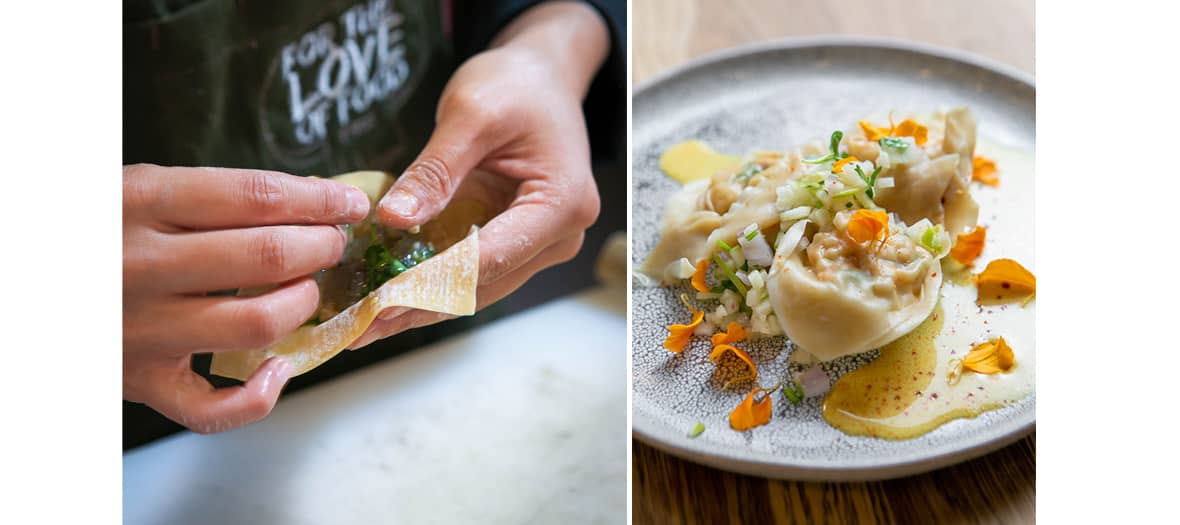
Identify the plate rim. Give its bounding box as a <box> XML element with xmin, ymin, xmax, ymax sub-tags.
<box><xmin>631</xmin><ymin>36</ymin><xmax>1035</xmax><ymax>482</ymax></box>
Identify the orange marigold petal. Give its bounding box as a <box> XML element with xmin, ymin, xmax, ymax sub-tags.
<box><xmin>859</xmin><ymin>120</ymin><xmax>887</xmax><ymax>141</ymax></box>
<box><xmin>976</xmin><ymin>258</ymin><xmax>1036</xmax><ymax>302</ymax></box>
<box><xmin>893</xmin><ymin>119</ymin><xmax>929</xmax><ymax>146</ymax></box>
<box><xmin>711</xmin><ymin>322</ymin><xmax>749</xmax><ymax>347</ymax></box>
<box><xmin>709</xmin><ymin>343</ymin><xmax>758</xmax><ymax>384</ymax></box>
<box><xmin>949</xmin><ymin>226</ymin><xmax>987</xmax><ymax>266</ymax></box>
<box><xmin>962</xmin><ymin>337</ymin><xmax>1016</xmax><ymax>374</ymax></box>
<box><xmin>729</xmin><ymin>388</ymin><xmax>773</xmax><ymax>431</ymax></box>
<box><xmin>846</xmin><ymin>209</ymin><xmax>889</xmax><ymax>245</ymax></box>
<box><xmin>690</xmin><ymin>259</ymin><xmax>710</xmax><ymax>292</ymax></box>
<box><xmin>663</xmin><ymin>309</ymin><xmax>703</xmax><ymax>354</ymax></box>
<box><xmin>973</xmin><ymin>155</ymin><xmax>1000</xmax><ymax>186</ymax></box>
<box><xmin>832</xmin><ymin>155</ymin><xmax>859</xmax><ymax>173</ymax></box>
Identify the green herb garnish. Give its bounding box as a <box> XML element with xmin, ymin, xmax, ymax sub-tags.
<box><xmin>783</xmin><ymin>379</ymin><xmax>804</xmax><ymax>405</ymax></box>
<box><xmin>712</xmin><ymin>252</ymin><xmax>748</xmax><ymax>296</ymax></box>
<box><xmin>688</xmin><ymin>422</ymin><xmax>705</xmax><ymax>438</ymax></box>
<box><xmin>733</xmin><ymin>163</ymin><xmax>763</xmax><ymax>185</ymax></box>
<box><xmin>832</xmin><ymin>188</ymin><xmax>860</xmax><ymax>199</ymax></box>
<box><xmin>801</xmin><ymin>131</ymin><xmax>845</xmax><ymax>164</ymax></box>
<box><xmin>879</xmin><ymin>136</ymin><xmax>909</xmax><ymax>152</ymax></box>
<box><xmin>853</xmin><ymin>164</ymin><xmax>884</xmax><ymax>199</ymax></box>
<box><xmin>744</xmin><ymin>228</ymin><xmax>759</xmax><ymax>241</ymax></box>
<box><xmin>921</xmin><ymin>226</ymin><xmax>944</xmax><ymax>253</ymax></box>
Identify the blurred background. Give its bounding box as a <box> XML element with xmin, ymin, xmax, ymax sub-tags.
<box><xmin>632</xmin><ymin>0</ymin><xmax>1034</xmax><ymax>523</ymax></box>
<box><xmin>634</xmin><ymin>0</ymin><xmax>1033</xmax><ymax>84</ymax></box>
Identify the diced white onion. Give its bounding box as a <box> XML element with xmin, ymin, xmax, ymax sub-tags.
<box><xmin>748</xmin><ymin>270</ymin><xmax>766</xmax><ymax>290</ymax></box>
<box><xmin>876</xmin><ymin>177</ymin><xmax>895</xmax><ymax>189</ymax></box>
<box><xmin>738</xmin><ymin>224</ymin><xmax>774</xmax><ymax>268</ymax></box>
<box><xmin>780</xmin><ymin>206</ymin><xmax>811</xmax><ymax>222</ymax></box>
<box><xmin>664</xmin><ymin>257</ymin><xmax>695</xmax><ymax>282</ymax></box>
<box><xmin>735</xmin><ymin>270</ymin><xmax>750</xmax><ymax>287</ymax></box>
<box><xmin>775</xmin><ymin>219</ymin><xmax>811</xmax><ymax>261</ymax></box>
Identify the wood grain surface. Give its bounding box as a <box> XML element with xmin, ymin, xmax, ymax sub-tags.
<box><xmin>631</xmin><ymin>1</ymin><xmax>1035</xmax><ymax>523</ymax></box>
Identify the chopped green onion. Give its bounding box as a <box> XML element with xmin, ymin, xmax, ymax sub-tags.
<box><xmin>832</xmin><ymin>188</ymin><xmax>859</xmax><ymax>199</ymax></box>
<box><xmin>745</xmin><ymin>229</ymin><xmax>759</xmax><ymax>241</ymax></box>
<box><xmin>733</xmin><ymin>163</ymin><xmax>763</xmax><ymax>185</ymax></box>
<box><xmin>854</xmin><ymin>165</ymin><xmax>884</xmax><ymax>199</ymax></box>
<box><xmin>921</xmin><ymin>226</ymin><xmax>944</xmax><ymax>252</ymax></box>
<box><xmin>879</xmin><ymin>136</ymin><xmax>909</xmax><ymax>152</ymax></box>
<box><xmin>688</xmin><ymin>422</ymin><xmax>705</xmax><ymax>438</ymax></box>
<box><xmin>712</xmin><ymin>252</ymin><xmax>748</xmax><ymax>296</ymax></box>
<box><xmin>716</xmin><ymin>240</ymin><xmax>732</xmax><ymax>252</ymax></box>
<box><xmin>801</xmin><ymin>131</ymin><xmax>845</xmax><ymax>164</ymax></box>
<box><xmin>783</xmin><ymin>380</ymin><xmax>804</xmax><ymax>405</ymax></box>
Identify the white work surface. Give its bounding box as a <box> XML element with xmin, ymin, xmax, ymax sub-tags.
<box><xmin>124</xmin><ymin>287</ymin><xmax>626</xmax><ymax>525</ymax></box>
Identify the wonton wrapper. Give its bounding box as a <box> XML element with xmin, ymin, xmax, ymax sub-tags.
<box><xmin>765</xmin><ymin>243</ymin><xmax>941</xmax><ymax>362</ymax></box>
<box><xmin>641</xmin><ymin>179</ymin><xmax>720</xmax><ymax>278</ymax></box>
<box><xmin>210</xmin><ymin>170</ymin><xmax>481</xmax><ymax>381</ymax></box>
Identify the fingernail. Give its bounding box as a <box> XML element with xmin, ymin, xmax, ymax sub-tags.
<box><xmin>380</xmin><ymin>190</ymin><xmax>420</xmax><ymax>219</ymax></box>
<box><xmin>273</xmin><ymin>358</ymin><xmax>293</xmax><ymax>379</ymax></box>
<box><xmin>335</xmin><ymin>225</ymin><xmax>351</xmax><ymax>251</ymax></box>
<box><xmin>348</xmin><ymin>189</ymin><xmax>371</xmax><ymax>218</ymax></box>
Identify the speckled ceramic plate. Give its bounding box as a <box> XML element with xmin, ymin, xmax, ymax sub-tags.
<box><xmin>631</xmin><ymin>37</ymin><xmax>1035</xmax><ymax>481</ymax></box>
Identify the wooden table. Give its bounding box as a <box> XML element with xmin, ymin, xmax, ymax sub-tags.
<box><xmin>631</xmin><ymin>1</ymin><xmax>1035</xmax><ymax>523</ymax></box>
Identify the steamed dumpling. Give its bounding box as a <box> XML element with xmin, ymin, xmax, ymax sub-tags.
<box><xmin>872</xmin><ymin>107</ymin><xmax>980</xmax><ymax>235</ymax></box>
<box><xmin>766</xmin><ymin>210</ymin><xmax>942</xmax><ymax>361</ymax></box>
<box><xmin>641</xmin><ymin>179</ymin><xmax>721</xmax><ymax>278</ymax></box>
<box><xmin>939</xmin><ymin>107</ymin><xmax>981</xmax><ymax>235</ymax></box>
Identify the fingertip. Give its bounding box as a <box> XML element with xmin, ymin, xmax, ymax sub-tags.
<box><xmin>378</xmin><ymin>189</ymin><xmax>421</xmax><ymax>226</ymax></box>
<box><xmin>345</xmin><ymin>188</ymin><xmax>372</xmax><ymax>221</ymax></box>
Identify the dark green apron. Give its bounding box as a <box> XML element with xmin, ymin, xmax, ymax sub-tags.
<box><xmin>123</xmin><ymin>0</ymin><xmax>454</xmax><ymax>175</ymax></box>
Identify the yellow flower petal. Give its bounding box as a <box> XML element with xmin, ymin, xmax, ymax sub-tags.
<box><xmin>709</xmin><ymin>343</ymin><xmax>758</xmax><ymax>384</ymax></box>
<box><xmin>663</xmin><ymin>309</ymin><xmax>703</xmax><ymax>354</ymax></box>
<box><xmin>950</xmin><ymin>226</ymin><xmax>987</xmax><ymax>266</ymax></box>
<box><xmin>711</xmin><ymin>322</ymin><xmax>748</xmax><ymax>347</ymax></box>
<box><xmin>892</xmin><ymin>119</ymin><xmax>929</xmax><ymax>146</ymax></box>
<box><xmin>690</xmin><ymin>259</ymin><xmax>710</xmax><ymax>292</ymax></box>
<box><xmin>729</xmin><ymin>387</ymin><xmax>773</xmax><ymax>431</ymax></box>
<box><xmin>948</xmin><ymin>337</ymin><xmax>1016</xmax><ymax>384</ymax></box>
<box><xmin>832</xmin><ymin>155</ymin><xmax>859</xmax><ymax>173</ymax></box>
<box><xmin>859</xmin><ymin>120</ymin><xmax>889</xmax><ymax>141</ymax></box>
<box><xmin>973</xmin><ymin>155</ymin><xmax>1000</xmax><ymax>186</ymax></box>
<box><xmin>976</xmin><ymin>258</ymin><xmax>1036</xmax><ymax>303</ymax></box>
<box><xmin>846</xmin><ymin>209</ymin><xmax>889</xmax><ymax>245</ymax></box>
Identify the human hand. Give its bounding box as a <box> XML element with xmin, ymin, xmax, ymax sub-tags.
<box><xmin>123</xmin><ymin>164</ymin><xmax>370</xmax><ymax>433</ymax></box>
<box><xmin>350</xmin><ymin>2</ymin><xmax>610</xmax><ymax>347</ymax></box>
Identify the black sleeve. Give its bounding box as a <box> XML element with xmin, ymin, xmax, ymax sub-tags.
<box><xmin>452</xmin><ymin>0</ymin><xmax>626</xmax><ymax>166</ymax></box>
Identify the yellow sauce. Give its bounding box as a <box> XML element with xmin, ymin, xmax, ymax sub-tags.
<box><xmin>821</xmin><ymin>141</ymin><xmax>1036</xmax><ymax>439</ymax></box>
<box><xmin>658</xmin><ymin>140</ymin><xmax>741</xmax><ymax>184</ymax></box>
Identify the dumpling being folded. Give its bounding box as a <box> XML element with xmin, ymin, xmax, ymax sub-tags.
<box><xmin>765</xmin><ymin>210</ymin><xmax>943</xmax><ymax>361</ymax></box>
<box><xmin>210</xmin><ymin>171</ymin><xmax>483</xmax><ymax>381</ymax></box>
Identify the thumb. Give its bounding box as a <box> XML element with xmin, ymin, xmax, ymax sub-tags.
<box><xmin>378</xmin><ymin>122</ymin><xmax>491</xmax><ymax>228</ymax></box>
